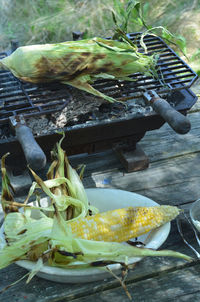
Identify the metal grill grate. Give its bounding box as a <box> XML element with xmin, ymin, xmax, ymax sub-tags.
<box><xmin>0</xmin><ymin>52</ymin><xmax>72</xmax><ymax>124</ymax></box>
<box><xmin>93</xmin><ymin>33</ymin><xmax>198</xmax><ymax>100</ymax></box>
<box><xmin>0</xmin><ymin>33</ymin><xmax>198</xmax><ymax>124</ymax></box>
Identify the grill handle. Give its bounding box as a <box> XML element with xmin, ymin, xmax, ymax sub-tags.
<box><xmin>10</xmin><ymin>116</ymin><xmax>46</xmax><ymax>170</ymax></box>
<box><xmin>144</xmin><ymin>90</ymin><xmax>191</xmax><ymax>134</ymax></box>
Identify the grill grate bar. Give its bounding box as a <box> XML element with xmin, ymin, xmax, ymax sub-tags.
<box><xmin>0</xmin><ymin>89</ymin><xmax>68</xmax><ymax>103</ymax></box>
<box><xmin>0</xmin><ymin>90</ymin><xmax>38</xmax><ymax>101</ymax></box>
<box><xmin>158</xmin><ymin>62</ymin><xmax>186</xmax><ymax>68</ymax></box>
<box><xmin>3</xmin><ymin>97</ymin><xmax>68</xmax><ymax>111</ymax></box>
<box><xmin>94</xmin><ymin>71</ymin><xmax>194</xmax><ymax>91</ymax></box>
<box><xmin>139</xmin><ymin>45</ymin><xmax>169</xmax><ymax>53</ymax></box>
<box><xmin>0</xmin><ymin>32</ymin><xmax>198</xmax><ymax>124</ymax></box>
<box><xmin>0</xmin><ymin>100</ymin><xmax>68</xmax><ymax>121</ymax></box>
<box><xmin>0</xmin><ymin>87</ymin><xmax>37</xmax><ymax>97</ymax></box>
<box><xmin>0</xmin><ymin>54</ymin><xmax>72</xmax><ymax>123</ymax></box>
<box><xmin>0</xmin><ymin>81</ymin><xmax>24</xmax><ymax>87</ymax></box>
<box><xmin>0</xmin><ymin>75</ymin><xmax>18</xmax><ymax>83</ymax></box>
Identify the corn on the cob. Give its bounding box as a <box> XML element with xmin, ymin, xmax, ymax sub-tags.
<box><xmin>0</xmin><ymin>38</ymin><xmax>157</xmax><ymax>103</ymax></box>
<box><xmin>68</xmin><ymin>205</ymin><xmax>180</xmax><ymax>242</ymax></box>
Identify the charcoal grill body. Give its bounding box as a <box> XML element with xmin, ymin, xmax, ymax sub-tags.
<box><xmin>0</xmin><ymin>86</ymin><xmax>197</xmax><ymax>171</ymax></box>
<box><xmin>0</xmin><ymin>33</ymin><xmax>198</xmax><ymax>171</ymax></box>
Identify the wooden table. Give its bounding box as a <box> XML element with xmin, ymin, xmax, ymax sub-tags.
<box><xmin>0</xmin><ymin>81</ymin><xmax>200</xmax><ymax>301</ymax></box>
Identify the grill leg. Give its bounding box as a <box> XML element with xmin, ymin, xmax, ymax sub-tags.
<box><xmin>113</xmin><ymin>143</ymin><xmax>149</xmax><ymax>173</ymax></box>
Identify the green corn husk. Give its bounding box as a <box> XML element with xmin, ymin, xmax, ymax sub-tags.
<box><xmin>0</xmin><ymin>37</ymin><xmax>157</xmax><ymax>103</ymax></box>
<box><xmin>0</xmin><ymin>135</ymin><xmax>192</xmax><ymax>284</ymax></box>
<box><xmin>0</xmin><ymin>203</ymin><xmax>192</xmax><ymax>271</ymax></box>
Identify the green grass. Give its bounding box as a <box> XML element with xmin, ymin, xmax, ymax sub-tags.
<box><xmin>0</xmin><ymin>0</ymin><xmax>199</xmax><ymax>74</ymax></box>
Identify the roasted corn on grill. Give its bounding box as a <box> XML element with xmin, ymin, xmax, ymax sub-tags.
<box><xmin>0</xmin><ymin>37</ymin><xmax>157</xmax><ymax>103</ymax></box>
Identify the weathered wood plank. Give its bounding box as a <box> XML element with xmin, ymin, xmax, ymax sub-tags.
<box><xmin>140</xmin><ymin>111</ymin><xmax>200</xmax><ymax>163</ymax></box>
<box><xmin>0</xmin><ymin>219</ymin><xmax>198</xmax><ymax>302</ymax></box>
<box><xmin>82</xmin><ymin>151</ymin><xmax>200</xmax><ymax>205</ymax></box>
<box><xmin>72</xmin><ymin>263</ymin><xmax>200</xmax><ymax>302</ymax></box>
<box><xmin>190</xmin><ymin>79</ymin><xmax>200</xmax><ymax>112</ymax></box>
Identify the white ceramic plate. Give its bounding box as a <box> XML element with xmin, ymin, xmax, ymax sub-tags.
<box><xmin>0</xmin><ymin>188</ymin><xmax>171</xmax><ymax>283</ymax></box>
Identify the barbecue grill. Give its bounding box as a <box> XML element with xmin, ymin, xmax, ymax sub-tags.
<box><xmin>0</xmin><ymin>32</ymin><xmax>198</xmax><ymax>174</ymax></box>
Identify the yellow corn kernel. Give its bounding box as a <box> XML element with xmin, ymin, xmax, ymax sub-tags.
<box><xmin>68</xmin><ymin>206</ymin><xmax>180</xmax><ymax>242</ymax></box>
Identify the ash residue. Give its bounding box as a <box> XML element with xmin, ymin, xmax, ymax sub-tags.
<box><xmin>0</xmin><ymin>88</ymin><xmax>152</xmax><ymax>138</ymax></box>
